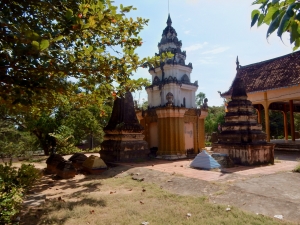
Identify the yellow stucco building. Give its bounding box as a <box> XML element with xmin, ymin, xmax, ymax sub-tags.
<box><xmin>221</xmin><ymin>52</ymin><xmax>300</xmax><ymax>142</ymax></box>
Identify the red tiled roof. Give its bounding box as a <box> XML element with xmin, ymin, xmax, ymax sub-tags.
<box><xmin>221</xmin><ymin>51</ymin><xmax>300</xmax><ymax>97</ymax></box>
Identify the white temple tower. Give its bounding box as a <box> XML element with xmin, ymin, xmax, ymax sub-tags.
<box><xmin>137</xmin><ymin>15</ymin><xmax>208</xmax><ymax>159</ymax></box>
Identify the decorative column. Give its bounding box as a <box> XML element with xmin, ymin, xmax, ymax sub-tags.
<box><xmin>289</xmin><ymin>100</ymin><xmax>295</xmax><ymax>141</ymax></box>
<box><xmin>156</xmin><ymin>107</ymin><xmax>187</xmax><ymax>159</ymax></box>
<box><xmin>198</xmin><ymin>110</ymin><xmax>208</xmax><ymax>150</ymax></box>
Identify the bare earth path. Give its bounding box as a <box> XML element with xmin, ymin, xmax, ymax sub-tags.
<box><xmin>22</xmin><ymin>151</ymin><xmax>300</xmax><ymax>224</ymax></box>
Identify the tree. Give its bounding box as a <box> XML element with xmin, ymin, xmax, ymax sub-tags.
<box><xmin>195</xmin><ymin>92</ymin><xmax>206</xmax><ymax>107</ymax></box>
<box><xmin>0</xmin><ymin>90</ymin><xmax>113</xmax><ymax>155</ymax></box>
<box><xmin>0</xmin><ymin>0</ymin><xmax>154</xmax><ymax>108</ymax></box>
<box><xmin>251</xmin><ymin>0</ymin><xmax>300</xmax><ymax>50</ymax></box>
<box><xmin>204</xmin><ymin>106</ymin><xmax>225</xmax><ymax>136</ymax></box>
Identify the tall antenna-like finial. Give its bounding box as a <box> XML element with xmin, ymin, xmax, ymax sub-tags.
<box><xmin>236</xmin><ymin>56</ymin><xmax>240</xmax><ymax>70</ymax></box>
<box><xmin>168</xmin><ymin>0</ymin><xmax>169</xmax><ymax>14</ymax></box>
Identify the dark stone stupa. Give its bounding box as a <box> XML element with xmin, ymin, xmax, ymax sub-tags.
<box><xmin>100</xmin><ymin>92</ymin><xmax>149</xmax><ymax>162</ymax></box>
<box><xmin>212</xmin><ymin>78</ymin><xmax>274</xmax><ymax>165</ymax></box>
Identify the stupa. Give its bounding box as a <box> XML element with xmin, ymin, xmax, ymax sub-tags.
<box><xmin>100</xmin><ymin>92</ymin><xmax>149</xmax><ymax>162</ymax></box>
<box><xmin>212</xmin><ymin>78</ymin><xmax>274</xmax><ymax>165</ymax></box>
<box><xmin>136</xmin><ymin>14</ymin><xmax>208</xmax><ymax>159</ymax></box>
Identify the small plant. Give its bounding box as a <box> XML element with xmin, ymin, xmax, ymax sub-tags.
<box><xmin>205</xmin><ymin>141</ymin><xmax>212</xmax><ymax>147</ymax></box>
<box><xmin>292</xmin><ymin>164</ymin><xmax>300</xmax><ymax>173</ymax></box>
<box><xmin>0</xmin><ymin>163</ymin><xmax>41</xmax><ymax>224</ymax></box>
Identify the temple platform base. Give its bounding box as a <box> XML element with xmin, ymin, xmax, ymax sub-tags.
<box><xmin>100</xmin><ymin>140</ymin><xmax>149</xmax><ymax>162</ymax></box>
<box><xmin>212</xmin><ymin>143</ymin><xmax>274</xmax><ymax>166</ymax></box>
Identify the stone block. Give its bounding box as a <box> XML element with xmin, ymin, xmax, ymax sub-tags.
<box><xmin>56</xmin><ymin>161</ymin><xmax>76</xmax><ymax>179</ymax></box>
<box><xmin>46</xmin><ymin>154</ymin><xmax>65</xmax><ymax>174</ymax></box>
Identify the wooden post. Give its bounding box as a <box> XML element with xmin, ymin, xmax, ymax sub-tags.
<box><xmin>289</xmin><ymin>100</ymin><xmax>295</xmax><ymax>141</ymax></box>
<box><xmin>257</xmin><ymin>105</ymin><xmax>261</xmax><ymax>124</ymax></box>
<box><xmin>283</xmin><ymin>105</ymin><xmax>288</xmax><ymax>140</ymax></box>
<box><xmin>264</xmin><ymin>93</ymin><xmax>270</xmax><ymax>142</ymax></box>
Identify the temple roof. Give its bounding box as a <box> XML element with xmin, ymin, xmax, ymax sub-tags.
<box><xmin>162</xmin><ymin>14</ymin><xmax>177</xmax><ymax>37</ymax></box>
<box><xmin>221</xmin><ymin>51</ymin><xmax>300</xmax><ymax>97</ymax></box>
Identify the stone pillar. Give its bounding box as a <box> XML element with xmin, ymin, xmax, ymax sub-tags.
<box><xmin>289</xmin><ymin>100</ymin><xmax>295</xmax><ymax>141</ymax></box>
<box><xmin>199</xmin><ymin>110</ymin><xmax>208</xmax><ymax>150</ymax></box>
<box><xmin>283</xmin><ymin>105</ymin><xmax>288</xmax><ymax>140</ymax></box>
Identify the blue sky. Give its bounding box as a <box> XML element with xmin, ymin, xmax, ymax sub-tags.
<box><xmin>114</xmin><ymin>0</ymin><xmax>294</xmax><ymax>106</ymax></box>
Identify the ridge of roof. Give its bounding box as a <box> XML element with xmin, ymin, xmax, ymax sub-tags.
<box><xmin>239</xmin><ymin>50</ymin><xmax>300</xmax><ymax>69</ymax></box>
<box><xmin>221</xmin><ymin>51</ymin><xmax>300</xmax><ymax>97</ymax></box>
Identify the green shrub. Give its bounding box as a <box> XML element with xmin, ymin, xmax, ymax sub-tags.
<box><xmin>205</xmin><ymin>141</ymin><xmax>212</xmax><ymax>147</ymax></box>
<box><xmin>293</xmin><ymin>164</ymin><xmax>300</xmax><ymax>173</ymax></box>
<box><xmin>0</xmin><ymin>179</ymin><xmax>23</xmax><ymax>224</ymax></box>
<box><xmin>49</xmin><ymin>125</ymin><xmax>83</xmax><ymax>155</ymax></box>
<box><xmin>0</xmin><ymin>163</ymin><xmax>41</xmax><ymax>224</ymax></box>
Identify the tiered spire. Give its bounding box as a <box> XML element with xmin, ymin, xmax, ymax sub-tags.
<box><xmin>167</xmin><ymin>14</ymin><xmax>172</xmax><ymax>26</ymax></box>
<box><xmin>157</xmin><ymin>14</ymin><xmax>190</xmax><ymax>67</ymax></box>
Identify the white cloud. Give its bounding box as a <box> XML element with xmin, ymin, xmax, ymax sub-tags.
<box><xmin>184</xmin><ymin>30</ymin><xmax>191</xmax><ymax>34</ymax></box>
<box><xmin>198</xmin><ymin>56</ymin><xmax>215</xmax><ymax>65</ymax></box>
<box><xmin>183</xmin><ymin>42</ymin><xmax>208</xmax><ymax>52</ymax></box>
<box><xmin>201</xmin><ymin>47</ymin><xmax>230</xmax><ymax>55</ymax></box>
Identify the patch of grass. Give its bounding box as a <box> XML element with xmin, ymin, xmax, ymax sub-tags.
<box><xmin>292</xmin><ymin>164</ymin><xmax>300</xmax><ymax>173</ymax></box>
<box><xmin>292</xmin><ymin>159</ymin><xmax>300</xmax><ymax>173</ymax></box>
<box><xmin>23</xmin><ymin>176</ymin><xmax>293</xmax><ymax>225</ymax></box>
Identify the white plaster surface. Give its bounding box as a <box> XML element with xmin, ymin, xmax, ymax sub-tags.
<box><xmin>184</xmin><ymin>122</ymin><xmax>194</xmax><ymax>150</ymax></box>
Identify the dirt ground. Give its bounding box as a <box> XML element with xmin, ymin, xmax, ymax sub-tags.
<box><xmin>20</xmin><ymin>151</ymin><xmax>300</xmax><ymax>224</ymax></box>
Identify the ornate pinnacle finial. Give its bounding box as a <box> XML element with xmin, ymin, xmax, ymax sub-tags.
<box><xmin>167</xmin><ymin>14</ymin><xmax>172</xmax><ymax>26</ymax></box>
<box><xmin>236</xmin><ymin>56</ymin><xmax>240</xmax><ymax>70</ymax></box>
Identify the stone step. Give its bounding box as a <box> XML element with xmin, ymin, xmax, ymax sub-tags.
<box><xmin>274</xmin><ymin>147</ymin><xmax>300</xmax><ymax>152</ymax></box>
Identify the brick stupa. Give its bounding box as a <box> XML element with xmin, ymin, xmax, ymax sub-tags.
<box><xmin>212</xmin><ymin>78</ymin><xmax>274</xmax><ymax>165</ymax></box>
<box><xmin>100</xmin><ymin>92</ymin><xmax>149</xmax><ymax>162</ymax></box>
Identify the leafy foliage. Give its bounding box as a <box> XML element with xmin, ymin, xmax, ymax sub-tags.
<box><xmin>49</xmin><ymin>125</ymin><xmax>80</xmax><ymax>155</ymax></box>
<box><xmin>0</xmin><ymin>0</ymin><xmax>155</xmax><ymax>108</ymax></box>
<box><xmin>251</xmin><ymin>0</ymin><xmax>300</xmax><ymax>50</ymax></box>
<box><xmin>195</xmin><ymin>92</ymin><xmax>206</xmax><ymax>108</ymax></box>
<box><xmin>0</xmin><ymin>163</ymin><xmax>41</xmax><ymax>224</ymax></box>
<box><xmin>0</xmin><ymin>119</ymin><xmax>39</xmax><ymax>159</ymax></box>
<box><xmin>205</xmin><ymin>106</ymin><xmax>225</xmax><ymax>135</ymax></box>
<box><xmin>0</xmin><ymin>90</ymin><xmax>113</xmax><ymax>155</ymax></box>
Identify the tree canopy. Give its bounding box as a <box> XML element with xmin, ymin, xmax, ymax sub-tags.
<box><xmin>251</xmin><ymin>0</ymin><xmax>300</xmax><ymax>50</ymax></box>
<box><xmin>0</xmin><ymin>0</ymin><xmax>154</xmax><ymax>109</ymax></box>
<box><xmin>195</xmin><ymin>92</ymin><xmax>206</xmax><ymax>108</ymax></box>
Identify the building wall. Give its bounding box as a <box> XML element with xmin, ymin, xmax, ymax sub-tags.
<box><xmin>184</xmin><ymin>122</ymin><xmax>194</xmax><ymax>150</ymax></box>
<box><xmin>157</xmin><ymin>117</ymin><xmax>185</xmax><ymax>156</ymax></box>
<box><xmin>149</xmin><ymin>122</ymin><xmax>158</xmax><ymax>148</ymax></box>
